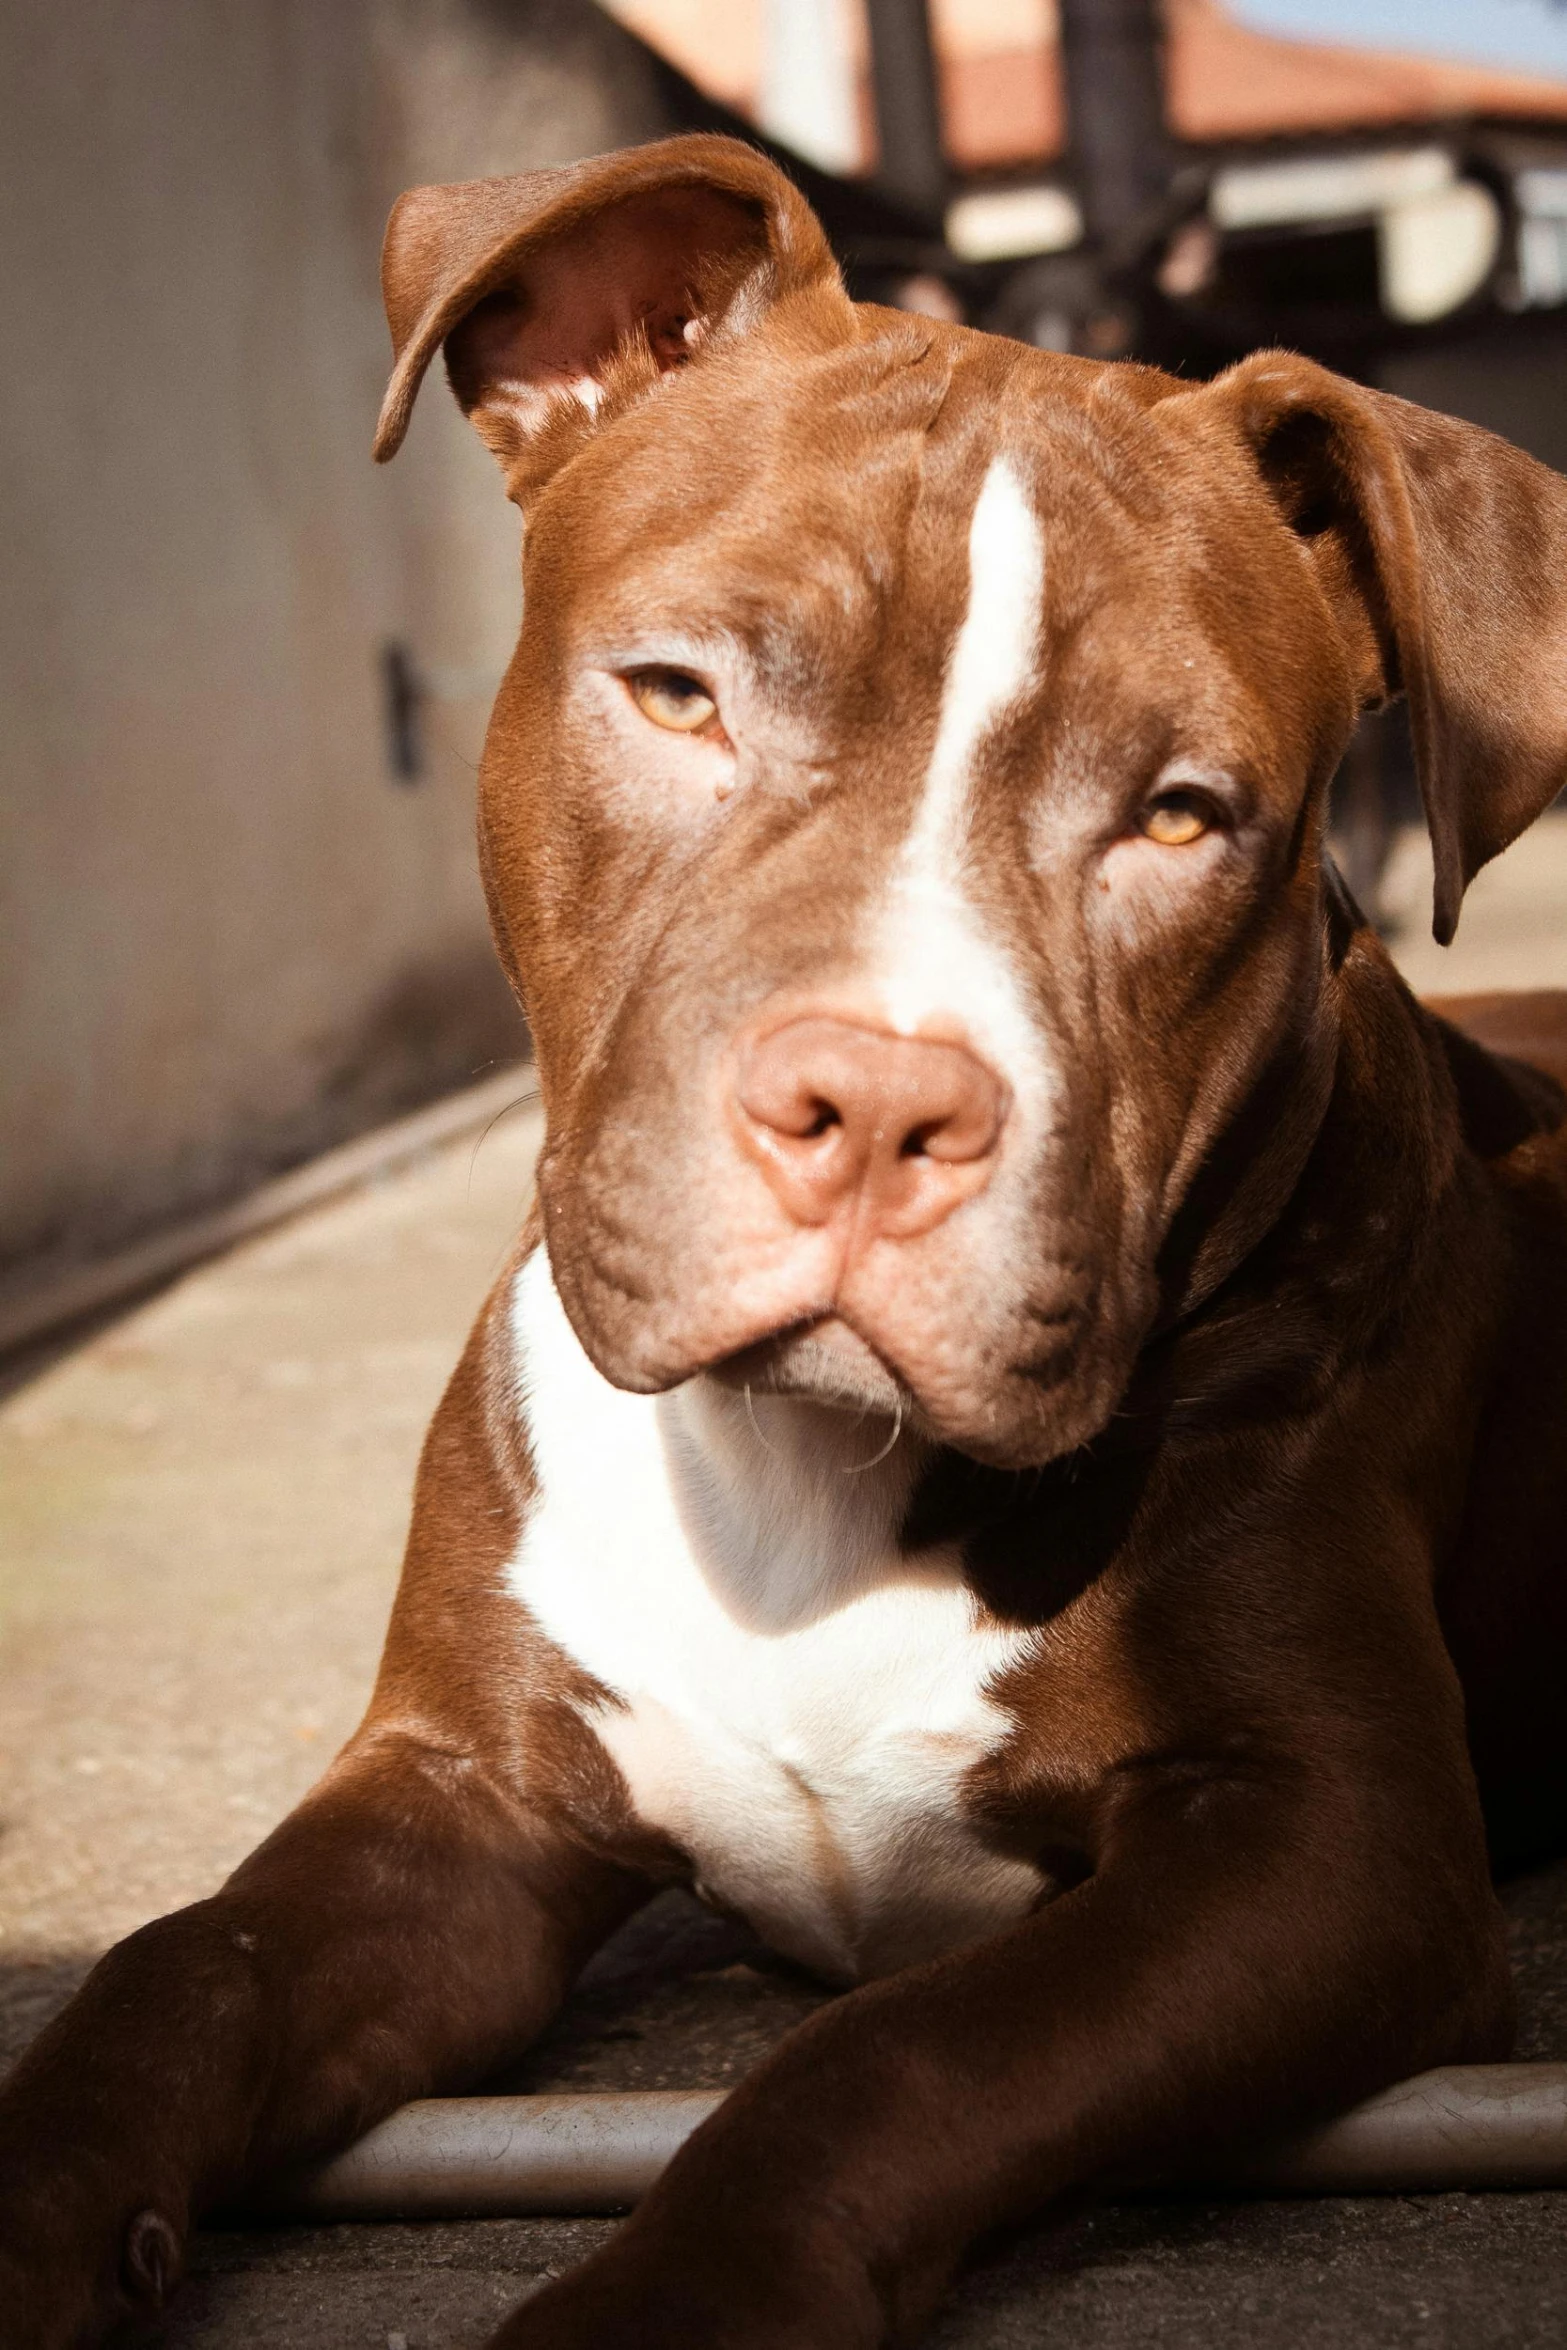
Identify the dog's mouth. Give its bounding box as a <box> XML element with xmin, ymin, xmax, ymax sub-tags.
<box><xmin>709</xmin><ymin>1316</ymin><xmax>911</xmax><ymax>1418</ymax></box>
<box><xmin>544</xmin><ymin>1148</ymin><xmax>1119</xmax><ymax>1464</ymax></box>
<box><xmin>703</xmin><ymin>1304</ymin><xmax>1109</xmax><ymax>1469</ymax></box>
<box><xmin>692</xmin><ymin>1277</ymin><xmax>1108</xmax><ymax>1465</ymax></box>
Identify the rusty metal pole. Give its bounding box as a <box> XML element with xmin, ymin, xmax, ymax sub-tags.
<box><xmin>864</xmin><ymin>0</ymin><xmax>947</xmax><ymax>224</ymax></box>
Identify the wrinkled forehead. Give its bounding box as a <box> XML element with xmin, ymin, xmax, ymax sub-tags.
<box><xmin>526</xmin><ymin>321</ymin><xmax>1310</xmax><ymax>777</ymax></box>
<box><xmin>539</xmin><ymin>334</ymin><xmax>1158</xmax><ymax>625</ymax></box>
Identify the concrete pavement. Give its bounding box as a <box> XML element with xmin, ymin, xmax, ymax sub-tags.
<box><xmin>3</xmin><ymin>822</ymin><xmax>1566</xmax><ymax>2346</ymax></box>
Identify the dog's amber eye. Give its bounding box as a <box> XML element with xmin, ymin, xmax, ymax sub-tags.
<box><xmin>1138</xmin><ymin>791</ymin><xmax>1212</xmax><ymax>847</ymax></box>
<box><xmin>628</xmin><ymin>669</ymin><xmax>718</xmax><ymax>734</ymax></box>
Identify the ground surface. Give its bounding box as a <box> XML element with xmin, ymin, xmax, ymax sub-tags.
<box><xmin>3</xmin><ymin>822</ymin><xmax>1567</xmax><ymax>2348</ymax></box>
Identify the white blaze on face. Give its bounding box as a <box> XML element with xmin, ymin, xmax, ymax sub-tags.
<box><xmin>909</xmin><ymin>456</ymin><xmax>1045</xmax><ymax>877</ymax></box>
<box><xmin>874</xmin><ymin>455</ymin><xmax>1050</xmax><ymax>1114</ymax></box>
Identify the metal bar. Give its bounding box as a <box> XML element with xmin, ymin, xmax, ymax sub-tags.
<box><xmin>276</xmin><ymin>2091</ymin><xmax>726</xmax><ymax>2220</ymax></box>
<box><xmin>266</xmin><ymin>2066</ymin><xmax>1567</xmax><ymax>2221</ymax></box>
<box><xmin>864</xmin><ymin>0</ymin><xmax>947</xmax><ymax>225</ymax></box>
<box><xmin>1206</xmin><ymin>2062</ymin><xmax>1567</xmax><ymax>2196</ymax></box>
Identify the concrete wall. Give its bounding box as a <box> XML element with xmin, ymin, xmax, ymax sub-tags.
<box><xmin>0</xmin><ymin>0</ymin><xmax>670</xmax><ymax>1304</ymax></box>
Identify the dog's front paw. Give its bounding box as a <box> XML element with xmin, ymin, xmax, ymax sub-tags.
<box><xmin>0</xmin><ymin>2212</ymin><xmax>182</xmax><ymax>2350</ymax></box>
<box><xmin>0</xmin><ymin>2212</ymin><xmax>178</xmax><ymax>2350</ymax></box>
<box><xmin>0</xmin><ymin>2116</ymin><xmax>186</xmax><ymax>2350</ymax></box>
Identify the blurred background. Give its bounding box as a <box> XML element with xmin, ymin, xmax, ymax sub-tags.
<box><xmin>5</xmin><ymin>0</ymin><xmax>1567</xmax><ymax>1358</ymax></box>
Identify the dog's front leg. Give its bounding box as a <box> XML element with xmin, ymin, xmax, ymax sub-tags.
<box><xmin>0</xmin><ymin>1731</ymin><xmax>636</xmax><ymax>2349</ymax></box>
<box><xmin>486</xmin><ymin>1729</ymin><xmax>1512</xmax><ymax>2350</ymax></box>
<box><xmin>0</xmin><ymin>1294</ymin><xmax>644</xmax><ymax>2349</ymax></box>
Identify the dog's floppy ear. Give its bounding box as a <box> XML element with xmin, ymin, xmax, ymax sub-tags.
<box><xmin>1207</xmin><ymin>351</ymin><xmax>1567</xmax><ymax>942</ymax></box>
<box><xmin>373</xmin><ymin>133</ymin><xmax>849</xmax><ymax>491</ymax></box>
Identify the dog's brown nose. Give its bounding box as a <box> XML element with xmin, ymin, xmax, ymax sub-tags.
<box><xmin>734</xmin><ymin>1018</ymin><xmax>1005</xmax><ymax>1239</ymax></box>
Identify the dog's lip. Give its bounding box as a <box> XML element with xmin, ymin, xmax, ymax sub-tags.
<box><xmin>707</xmin><ymin>1315</ymin><xmax>912</xmax><ymax>1415</ymax></box>
<box><xmin>699</xmin><ymin>1308</ymin><xmax>1113</xmax><ymax>1469</ymax></box>
<box><xmin>695</xmin><ymin>1289</ymin><xmax>1093</xmax><ymax>1417</ymax></box>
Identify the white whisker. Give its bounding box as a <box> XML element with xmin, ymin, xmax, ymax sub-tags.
<box><xmin>840</xmin><ymin>1396</ymin><xmax>903</xmax><ymax>1475</ymax></box>
<box><xmin>743</xmin><ymin>1381</ymin><xmax>787</xmax><ymax>1460</ymax></box>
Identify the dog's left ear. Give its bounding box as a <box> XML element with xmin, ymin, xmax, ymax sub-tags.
<box><xmin>373</xmin><ymin>133</ymin><xmax>849</xmax><ymax>493</ymax></box>
<box><xmin>1205</xmin><ymin>351</ymin><xmax>1567</xmax><ymax>942</ymax></box>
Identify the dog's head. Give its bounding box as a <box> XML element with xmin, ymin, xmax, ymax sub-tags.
<box><xmin>378</xmin><ymin>136</ymin><xmax>1567</xmax><ymax>1468</ymax></box>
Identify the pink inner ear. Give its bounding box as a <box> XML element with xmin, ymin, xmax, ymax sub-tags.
<box><xmin>447</xmin><ymin>186</ymin><xmax>765</xmax><ymax>415</ymax></box>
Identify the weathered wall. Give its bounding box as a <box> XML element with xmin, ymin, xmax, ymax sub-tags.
<box><xmin>0</xmin><ymin>0</ymin><xmax>668</xmax><ymax>1299</ymax></box>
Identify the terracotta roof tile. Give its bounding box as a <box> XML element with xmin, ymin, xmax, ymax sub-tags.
<box><xmin>604</xmin><ymin>0</ymin><xmax>1567</xmax><ymax>173</ymax></box>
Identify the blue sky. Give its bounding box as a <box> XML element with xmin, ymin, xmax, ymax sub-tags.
<box><xmin>1232</xmin><ymin>0</ymin><xmax>1567</xmax><ymax>79</ymax></box>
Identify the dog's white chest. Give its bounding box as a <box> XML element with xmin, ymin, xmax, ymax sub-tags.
<box><xmin>507</xmin><ymin>1257</ymin><xmax>1042</xmax><ymax>1982</ymax></box>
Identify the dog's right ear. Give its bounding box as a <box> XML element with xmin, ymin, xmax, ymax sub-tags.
<box><xmin>373</xmin><ymin>134</ymin><xmax>850</xmax><ymax>494</ymax></box>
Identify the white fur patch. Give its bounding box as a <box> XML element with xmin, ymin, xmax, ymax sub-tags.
<box><xmin>506</xmin><ymin>1253</ymin><xmax>1042</xmax><ymax>1983</ymax></box>
<box><xmin>871</xmin><ymin>457</ymin><xmax>1051</xmax><ymax>1117</ymax></box>
<box><xmin>907</xmin><ymin>455</ymin><xmax>1045</xmax><ymax>885</ymax></box>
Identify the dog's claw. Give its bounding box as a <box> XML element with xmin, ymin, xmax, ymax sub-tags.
<box><xmin>120</xmin><ymin>2208</ymin><xmax>181</xmax><ymax>2309</ymax></box>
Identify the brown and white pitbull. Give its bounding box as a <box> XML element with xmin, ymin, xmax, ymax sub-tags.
<box><xmin>4</xmin><ymin>133</ymin><xmax>1567</xmax><ymax>2350</ymax></box>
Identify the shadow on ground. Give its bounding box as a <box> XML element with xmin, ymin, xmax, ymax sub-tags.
<box><xmin>4</xmin><ymin>1859</ymin><xmax>1560</xmax><ymax>2349</ymax></box>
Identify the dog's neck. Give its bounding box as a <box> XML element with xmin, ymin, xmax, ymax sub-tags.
<box><xmin>656</xmin><ymin>1377</ymin><xmax>937</xmax><ymax>1636</ymax></box>
<box><xmin>1130</xmin><ymin>923</ymin><xmax>1465</xmax><ymax>1449</ymax></box>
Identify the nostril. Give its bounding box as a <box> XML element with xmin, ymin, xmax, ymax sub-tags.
<box><xmin>734</xmin><ymin>1016</ymin><xmax>1006</xmax><ymax>1233</ymax></box>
